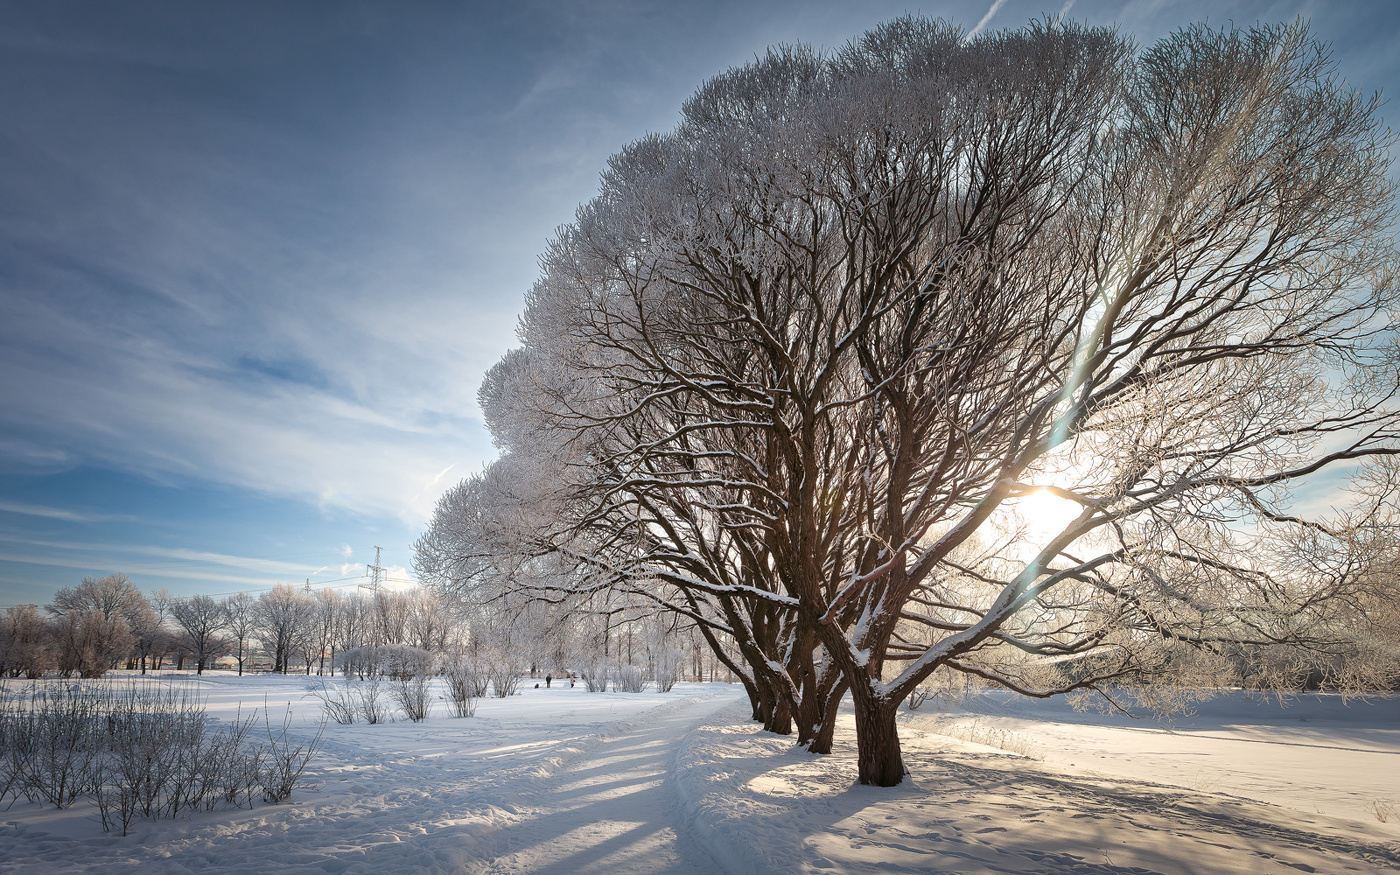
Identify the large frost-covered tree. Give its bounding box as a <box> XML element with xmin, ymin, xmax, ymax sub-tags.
<box><xmin>46</xmin><ymin>573</ymin><xmax>153</xmax><ymax>677</ymax></box>
<box><xmin>256</xmin><ymin>583</ymin><xmax>313</xmax><ymax>674</ymax></box>
<box><xmin>170</xmin><ymin>594</ymin><xmax>230</xmax><ymax>675</ymax></box>
<box><xmin>421</xmin><ymin>16</ymin><xmax>1400</xmax><ymax>785</ymax></box>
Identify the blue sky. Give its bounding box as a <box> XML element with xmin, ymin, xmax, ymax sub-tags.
<box><xmin>1</xmin><ymin>0</ymin><xmax>1396</xmax><ymax>608</ymax></box>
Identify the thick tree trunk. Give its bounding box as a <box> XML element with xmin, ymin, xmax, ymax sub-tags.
<box><xmin>802</xmin><ymin>678</ymin><xmax>848</xmax><ymax>755</ymax></box>
<box><xmin>752</xmin><ymin>668</ymin><xmax>793</xmax><ymax>734</ymax></box>
<box><xmin>765</xmin><ymin>692</ymin><xmax>793</xmax><ymax>735</ymax></box>
<box><xmin>740</xmin><ymin>676</ymin><xmax>764</xmax><ymax>721</ymax></box>
<box><xmin>741</xmin><ymin>658</ymin><xmax>796</xmax><ymax>735</ymax></box>
<box><xmin>852</xmin><ymin>691</ymin><xmax>905</xmax><ymax>786</ymax></box>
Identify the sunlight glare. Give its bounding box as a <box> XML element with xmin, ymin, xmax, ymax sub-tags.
<box><xmin>1017</xmin><ymin>488</ymin><xmax>1083</xmax><ymax>541</ymax></box>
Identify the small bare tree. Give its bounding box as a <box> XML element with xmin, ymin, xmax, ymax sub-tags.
<box><xmin>223</xmin><ymin>592</ymin><xmax>258</xmax><ymax>676</ymax></box>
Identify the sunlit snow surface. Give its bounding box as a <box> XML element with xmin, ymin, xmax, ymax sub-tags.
<box><xmin>1</xmin><ymin>674</ymin><xmax>1397</xmax><ymax>874</ymax></box>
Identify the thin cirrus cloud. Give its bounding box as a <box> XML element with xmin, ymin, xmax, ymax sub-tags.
<box><xmin>0</xmin><ymin>4</ymin><xmax>538</xmax><ymax>526</ymax></box>
<box><xmin>0</xmin><ymin>537</ymin><xmax>335</xmax><ymax>592</ymax></box>
<box><xmin>0</xmin><ymin>500</ymin><xmax>132</xmax><ymax>523</ymax></box>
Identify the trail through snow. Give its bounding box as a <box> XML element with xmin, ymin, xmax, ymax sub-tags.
<box><xmin>476</xmin><ymin>694</ymin><xmax>728</xmax><ymax>874</ymax></box>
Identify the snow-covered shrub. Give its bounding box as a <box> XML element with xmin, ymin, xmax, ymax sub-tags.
<box><xmin>200</xmin><ymin>707</ymin><xmax>260</xmax><ymax>808</ymax></box>
<box><xmin>0</xmin><ymin>681</ymin><xmax>313</xmax><ymax>835</ymax></box>
<box><xmin>307</xmin><ymin>678</ymin><xmax>358</xmax><ymax>724</ymax></box>
<box><xmin>440</xmin><ymin>654</ymin><xmax>484</xmax><ymax>717</ymax></box>
<box><xmin>651</xmin><ymin>649</ymin><xmax>683</xmax><ymax>693</ymax></box>
<box><xmin>335</xmin><ymin>644</ymin><xmax>435</xmax><ymax>680</ymax></box>
<box><xmin>639</xmin><ymin>618</ymin><xmax>684</xmax><ymax>693</ymax></box>
<box><xmin>922</xmin><ymin>717</ymin><xmax>1040</xmax><ymax>758</ymax></box>
<box><xmin>580</xmin><ymin>660</ymin><xmax>610</xmax><ymax>692</ymax></box>
<box><xmin>614</xmin><ymin>664</ymin><xmax>646</xmax><ymax>693</ymax></box>
<box><xmin>106</xmin><ymin>683</ymin><xmax>209</xmax><ymax>820</ymax></box>
<box><xmin>479</xmin><ymin>647</ymin><xmax>525</xmax><ymax>698</ymax></box>
<box><xmin>391</xmin><ymin>673</ymin><xmax>433</xmax><ymax>722</ymax></box>
<box><xmin>490</xmin><ymin>666</ymin><xmax>520</xmax><ymax>698</ymax></box>
<box><xmin>381</xmin><ymin>645</ymin><xmax>435</xmax><ymax>680</ymax></box>
<box><xmin>0</xmin><ymin>691</ymin><xmax>22</xmax><ymax>800</ymax></box>
<box><xmin>257</xmin><ymin>706</ymin><xmax>323</xmax><ymax>803</ymax></box>
<box><xmin>5</xmin><ymin>682</ymin><xmax>103</xmax><ymax>808</ymax></box>
<box><xmin>310</xmin><ymin>673</ymin><xmax>398</xmax><ymax>724</ymax></box>
<box><xmin>355</xmin><ymin>673</ymin><xmax>391</xmax><ymax>724</ymax></box>
<box><xmin>93</xmin><ymin>685</ymin><xmax>262</xmax><ymax>834</ymax></box>
<box><xmin>336</xmin><ymin>646</ymin><xmax>375</xmax><ymax>680</ymax></box>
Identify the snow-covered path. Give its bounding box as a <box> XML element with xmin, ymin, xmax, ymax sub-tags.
<box><xmin>476</xmin><ymin>694</ymin><xmax>731</xmax><ymax>874</ymax></box>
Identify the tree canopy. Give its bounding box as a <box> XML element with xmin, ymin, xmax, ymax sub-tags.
<box><xmin>417</xmin><ymin>16</ymin><xmax>1400</xmax><ymax>785</ymax></box>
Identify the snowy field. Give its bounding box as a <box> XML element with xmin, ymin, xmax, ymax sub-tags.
<box><xmin>1</xmin><ymin>673</ymin><xmax>1397</xmax><ymax>874</ymax></box>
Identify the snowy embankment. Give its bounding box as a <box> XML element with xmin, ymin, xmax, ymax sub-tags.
<box><xmin>673</xmin><ymin>691</ymin><xmax>1400</xmax><ymax>875</ymax></box>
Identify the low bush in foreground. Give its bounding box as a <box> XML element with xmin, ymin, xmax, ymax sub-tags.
<box><xmin>0</xmin><ymin>680</ymin><xmax>321</xmax><ymax>835</ymax></box>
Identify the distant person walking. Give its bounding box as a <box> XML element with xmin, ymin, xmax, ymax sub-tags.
<box><xmin>545</xmin><ymin>674</ymin><xmax>552</xmax><ymax>688</ymax></box>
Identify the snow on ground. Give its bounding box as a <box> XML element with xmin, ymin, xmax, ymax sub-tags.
<box><xmin>2</xmin><ymin>674</ymin><xmax>1398</xmax><ymax>874</ymax></box>
<box><xmin>0</xmin><ymin>673</ymin><xmax>744</xmax><ymax>874</ymax></box>
<box><xmin>905</xmin><ymin>689</ymin><xmax>1400</xmax><ymax>831</ymax></box>
<box><xmin>676</xmin><ymin>692</ymin><xmax>1400</xmax><ymax>875</ymax></box>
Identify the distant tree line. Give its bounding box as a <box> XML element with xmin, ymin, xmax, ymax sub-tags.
<box><xmin>0</xmin><ymin>573</ymin><xmax>454</xmax><ymax>679</ymax></box>
<box><xmin>0</xmin><ymin>571</ymin><xmax>733</xmax><ymax>688</ymax></box>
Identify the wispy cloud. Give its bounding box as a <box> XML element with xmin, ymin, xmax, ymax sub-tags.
<box><xmin>0</xmin><ymin>549</ymin><xmax>292</xmax><ymax>589</ymax></box>
<box><xmin>0</xmin><ymin>500</ymin><xmax>98</xmax><ymax>522</ymax></box>
<box><xmin>0</xmin><ymin>501</ymin><xmax>137</xmax><ymax>523</ymax></box>
<box><xmin>0</xmin><ymin>534</ymin><xmax>334</xmax><ymax>577</ymax></box>
<box><xmin>0</xmin><ymin>438</ymin><xmax>72</xmax><ymax>474</ymax></box>
<box><xmin>128</xmin><ymin>545</ymin><xmax>328</xmax><ymax>576</ymax></box>
<box><xmin>966</xmin><ymin>0</ymin><xmax>1010</xmax><ymax>40</ymax></box>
